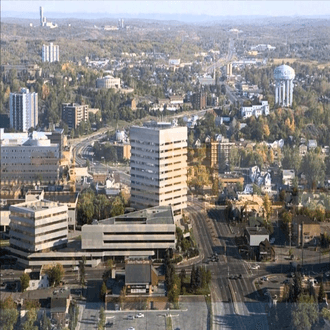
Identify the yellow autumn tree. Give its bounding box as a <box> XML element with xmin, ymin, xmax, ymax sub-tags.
<box><xmin>263</xmin><ymin>124</ymin><xmax>270</xmax><ymax>138</ymax></box>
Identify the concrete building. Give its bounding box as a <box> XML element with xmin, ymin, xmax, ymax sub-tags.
<box><xmin>205</xmin><ymin>140</ymin><xmax>219</xmax><ymax>168</ymax></box>
<box><xmin>274</xmin><ymin>64</ymin><xmax>295</xmax><ymax>107</ymax></box>
<box><xmin>240</xmin><ymin>101</ymin><xmax>269</xmax><ymax>119</ymax></box>
<box><xmin>226</xmin><ymin>63</ymin><xmax>233</xmax><ymax>76</ymax></box>
<box><xmin>1</xmin><ymin>64</ymin><xmax>42</xmax><ymax>80</ymax></box>
<box><xmin>292</xmin><ymin>215</ymin><xmax>321</xmax><ymax>246</ymax></box>
<box><xmin>82</xmin><ymin>205</ymin><xmax>176</xmax><ymax>259</ymax></box>
<box><xmin>245</xmin><ymin>227</ymin><xmax>269</xmax><ymax>247</ymax></box>
<box><xmin>125</xmin><ymin>258</ymin><xmax>159</xmax><ymax>294</ymax></box>
<box><xmin>96</xmin><ymin>75</ymin><xmax>121</xmax><ymax>89</ymax></box>
<box><xmin>192</xmin><ymin>92</ymin><xmax>207</xmax><ymax>110</ymax></box>
<box><xmin>219</xmin><ymin>138</ymin><xmax>235</xmax><ymax>164</ymax></box>
<box><xmin>130</xmin><ymin>122</ymin><xmax>187</xmax><ymax>223</ymax></box>
<box><xmin>9</xmin><ymin>88</ymin><xmax>38</xmax><ymax>132</ymax></box>
<box><xmin>8</xmin><ymin>199</ymin><xmax>68</xmax><ymax>265</ymax></box>
<box><xmin>62</xmin><ymin>103</ymin><xmax>89</xmax><ymax>130</ymax></box>
<box><xmin>0</xmin><ymin>130</ymin><xmax>60</xmax><ymax>184</ymax></box>
<box><xmin>42</xmin><ymin>43</ymin><xmax>59</xmax><ymax>62</ymax></box>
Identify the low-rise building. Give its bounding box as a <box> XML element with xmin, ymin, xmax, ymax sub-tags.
<box><xmin>125</xmin><ymin>258</ymin><xmax>159</xmax><ymax>294</ymax></box>
<box><xmin>245</xmin><ymin>227</ymin><xmax>269</xmax><ymax>247</ymax></box>
<box><xmin>82</xmin><ymin>205</ymin><xmax>176</xmax><ymax>260</ymax></box>
<box><xmin>292</xmin><ymin>215</ymin><xmax>321</xmax><ymax>246</ymax></box>
<box><xmin>282</xmin><ymin>169</ymin><xmax>295</xmax><ymax>186</ymax></box>
<box><xmin>240</xmin><ymin>101</ymin><xmax>269</xmax><ymax>119</ymax></box>
<box><xmin>96</xmin><ymin>75</ymin><xmax>121</xmax><ymax>89</ymax></box>
<box><xmin>258</xmin><ymin>239</ymin><xmax>275</xmax><ymax>261</ymax></box>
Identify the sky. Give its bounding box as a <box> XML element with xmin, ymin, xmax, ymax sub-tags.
<box><xmin>2</xmin><ymin>0</ymin><xmax>330</xmax><ymax>17</ymax></box>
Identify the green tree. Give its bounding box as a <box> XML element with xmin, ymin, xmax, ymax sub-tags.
<box><xmin>293</xmin><ymin>273</ymin><xmax>302</xmax><ymax>302</ymax></box>
<box><xmin>20</xmin><ymin>273</ymin><xmax>30</xmax><ymax>292</ymax></box>
<box><xmin>47</xmin><ymin>263</ymin><xmax>65</xmax><ymax>287</ymax></box>
<box><xmin>190</xmin><ymin>265</ymin><xmax>197</xmax><ymax>293</ymax></box>
<box><xmin>212</xmin><ymin>176</ymin><xmax>219</xmax><ymax>196</ymax></box>
<box><xmin>0</xmin><ymin>297</ymin><xmax>18</xmax><ymax>330</ymax></box>
<box><xmin>22</xmin><ymin>308</ymin><xmax>38</xmax><ymax>330</ymax></box>
<box><xmin>98</xmin><ymin>307</ymin><xmax>106</xmax><ymax>330</ymax></box>
<box><xmin>110</xmin><ymin>196</ymin><xmax>124</xmax><ymax>217</ymax></box>
<box><xmin>40</xmin><ymin>312</ymin><xmax>51</xmax><ymax>330</ymax></box>
<box><xmin>292</xmin><ymin>294</ymin><xmax>318</xmax><ymax>330</ymax></box>
<box><xmin>100</xmin><ymin>282</ymin><xmax>107</xmax><ymax>300</ymax></box>
<box><xmin>263</xmin><ymin>193</ymin><xmax>272</xmax><ymax>222</ymax></box>
<box><xmin>300</xmin><ymin>152</ymin><xmax>326</xmax><ymax>189</ymax></box>
<box><xmin>318</xmin><ymin>281</ymin><xmax>325</xmax><ymax>303</ymax></box>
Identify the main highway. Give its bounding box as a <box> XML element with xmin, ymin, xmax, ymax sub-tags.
<box><xmin>187</xmin><ymin>197</ymin><xmax>268</xmax><ymax>330</ymax></box>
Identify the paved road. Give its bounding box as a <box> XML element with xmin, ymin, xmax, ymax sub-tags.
<box><xmin>187</xmin><ymin>197</ymin><xmax>268</xmax><ymax>330</ymax></box>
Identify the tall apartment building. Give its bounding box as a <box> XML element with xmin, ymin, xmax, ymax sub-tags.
<box><xmin>130</xmin><ymin>122</ymin><xmax>187</xmax><ymax>223</ymax></box>
<box><xmin>205</xmin><ymin>140</ymin><xmax>219</xmax><ymax>168</ymax></box>
<box><xmin>9</xmin><ymin>88</ymin><xmax>38</xmax><ymax>132</ymax></box>
<box><xmin>219</xmin><ymin>138</ymin><xmax>235</xmax><ymax>167</ymax></box>
<box><xmin>9</xmin><ymin>199</ymin><xmax>68</xmax><ymax>265</ymax></box>
<box><xmin>42</xmin><ymin>43</ymin><xmax>59</xmax><ymax>62</ymax></box>
<box><xmin>0</xmin><ymin>130</ymin><xmax>60</xmax><ymax>184</ymax></box>
<box><xmin>192</xmin><ymin>92</ymin><xmax>207</xmax><ymax>110</ymax></box>
<box><xmin>62</xmin><ymin>103</ymin><xmax>89</xmax><ymax>130</ymax></box>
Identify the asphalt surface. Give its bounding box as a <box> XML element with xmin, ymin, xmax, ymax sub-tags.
<box><xmin>187</xmin><ymin>197</ymin><xmax>268</xmax><ymax>330</ymax></box>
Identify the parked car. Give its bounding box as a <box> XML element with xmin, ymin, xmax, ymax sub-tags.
<box><xmin>135</xmin><ymin>313</ymin><xmax>144</xmax><ymax>318</ymax></box>
<box><xmin>127</xmin><ymin>315</ymin><xmax>134</xmax><ymax>320</ymax></box>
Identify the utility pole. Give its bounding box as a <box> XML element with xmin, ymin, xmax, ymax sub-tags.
<box><xmin>301</xmin><ymin>221</ymin><xmax>304</xmax><ymax>270</ymax></box>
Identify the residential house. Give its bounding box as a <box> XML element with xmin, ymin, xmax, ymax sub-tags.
<box><xmin>25</xmin><ymin>269</ymin><xmax>49</xmax><ymax>290</ymax></box>
<box><xmin>258</xmin><ymin>239</ymin><xmax>275</xmax><ymax>261</ymax></box>
<box><xmin>307</xmin><ymin>140</ymin><xmax>317</xmax><ymax>151</ymax></box>
<box><xmin>282</xmin><ymin>169</ymin><xmax>295</xmax><ymax>186</ymax></box>
<box><xmin>299</xmin><ymin>144</ymin><xmax>308</xmax><ymax>156</ymax></box>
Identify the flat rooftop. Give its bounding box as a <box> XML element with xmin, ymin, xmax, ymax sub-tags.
<box><xmin>246</xmin><ymin>226</ymin><xmax>269</xmax><ymax>236</ymax></box>
<box><xmin>99</xmin><ymin>205</ymin><xmax>174</xmax><ymax>225</ymax></box>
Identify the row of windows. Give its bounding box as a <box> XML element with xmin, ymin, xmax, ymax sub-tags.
<box><xmin>103</xmin><ymin>240</ymin><xmax>175</xmax><ymax>244</ymax></box>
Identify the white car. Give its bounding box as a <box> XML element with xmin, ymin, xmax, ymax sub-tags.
<box><xmin>250</xmin><ymin>264</ymin><xmax>260</xmax><ymax>270</ymax></box>
<box><xmin>135</xmin><ymin>313</ymin><xmax>144</xmax><ymax>318</ymax></box>
<box><xmin>127</xmin><ymin>328</ymin><xmax>135</xmax><ymax>330</ymax></box>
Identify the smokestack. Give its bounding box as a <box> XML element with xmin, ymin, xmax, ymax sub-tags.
<box><xmin>40</xmin><ymin>6</ymin><xmax>43</xmax><ymax>26</ymax></box>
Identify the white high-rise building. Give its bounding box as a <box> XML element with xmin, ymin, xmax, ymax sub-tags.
<box><xmin>274</xmin><ymin>64</ymin><xmax>295</xmax><ymax>107</ymax></box>
<box><xmin>0</xmin><ymin>130</ymin><xmax>60</xmax><ymax>184</ymax></box>
<box><xmin>130</xmin><ymin>122</ymin><xmax>187</xmax><ymax>224</ymax></box>
<box><xmin>42</xmin><ymin>43</ymin><xmax>59</xmax><ymax>62</ymax></box>
<box><xmin>9</xmin><ymin>88</ymin><xmax>38</xmax><ymax>132</ymax></box>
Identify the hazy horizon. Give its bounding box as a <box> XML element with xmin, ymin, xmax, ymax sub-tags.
<box><xmin>2</xmin><ymin>0</ymin><xmax>330</xmax><ymax>19</ymax></box>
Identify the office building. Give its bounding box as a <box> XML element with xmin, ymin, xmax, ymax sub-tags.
<box><xmin>0</xmin><ymin>129</ymin><xmax>60</xmax><ymax>184</ymax></box>
<box><xmin>42</xmin><ymin>43</ymin><xmax>59</xmax><ymax>62</ymax></box>
<box><xmin>8</xmin><ymin>199</ymin><xmax>68</xmax><ymax>264</ymax></box>
<box><xmin>82</xmin><ymin>205</ymin><xmax>176</xmax><ymax>259</ymax></box>
<box><xmin>274</xmin><ymin>64</ymin><xmax>295</xmax><ymax>107</ymax></box>
<box><xmin>130</xmin><ymin>122</ymin><xmax>187</xmax><ymax>223</ymax></box>
<box><xmin>96</xmin><ymin>75</ymin><xmax>121</xmax><ymax>89</ymax></box>
<box><xmin>62</xmin><ymin>103</ymin><xmax>89</xmax><ymax>130</ymax></box>
<box><xmin>9</xmin><ymin>88</ymin><xmax>38</xmax><ymax>132</ymax></box>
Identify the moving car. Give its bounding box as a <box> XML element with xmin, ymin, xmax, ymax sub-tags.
<box><xmin>135</xmin><ymin>313</ymin><xmax>144</xmax><ymax>318</ymax></box>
